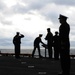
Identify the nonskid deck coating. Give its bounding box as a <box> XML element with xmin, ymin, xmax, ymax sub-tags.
<box><xmin>0</xmin><ymin>56</ymin><xmax>74</xmax><ymax>75</ymax></box>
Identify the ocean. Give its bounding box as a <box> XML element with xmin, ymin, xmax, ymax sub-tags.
<box><xmin>0</xmin><ymin>48</ymin><xmax>75</xmax><ymax>57</ymax></box>
<box><xmin>0</xmin><ymin>48</ymin><xmax>48</xmax><ymax>57</ymax></box>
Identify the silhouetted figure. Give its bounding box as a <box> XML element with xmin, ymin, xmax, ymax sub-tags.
<box><xmin>45</xmin><ymin>28</ymin><xmax>53</xmax><ymax>58</ymax></box>
<box><xmin>58</xmin><ymin>14</ymin><xmax>70</xmax><ymax>75</ymax></box>
<box><xmin>32</xmin><ymin>34</ymin><xmax>45</xmax><ymax>58</ymax></box>
<box><xmin>42</xmin><ymin>44</ymin><xmax>48</xmax><ymax>58</ymax></box>
<box><xmin>13</xmin><ymin>32</ymin><xmax>24</xmax><ymax>58</ymax></box>
<box><xmin>53</xmin><ymin>31</ymin><xmax>60</xmax><ymax>60</ymax></box>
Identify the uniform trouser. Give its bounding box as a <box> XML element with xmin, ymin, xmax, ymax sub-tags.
<box><xmin>48</xmin><ymin>46</ymin><xmax>52</xmax><ymax>58</ymax></box>
<box><xmin>54</xmin><ymin>47</ymin><xmax>59</xmax><ymax>59</ymax></box>
<box><xmin>32</xmin><ymin>46</ymin><xmax>41</xmax><ymax>57</ymax></box>
<box><xmin>60</xmin><ymin>49</ymin><xmax>70</xmax><ymax>75</ymax></box>
<box><xmin>15</xmin><ymin>44</ymin><xmax>20</xmax><ymax>58</ymax></box>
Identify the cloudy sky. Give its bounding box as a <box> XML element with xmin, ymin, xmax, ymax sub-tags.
<box><xmin>0</xmin><ymin>0</ymin><xmax>75</xmax><ymax>49</ymax></box>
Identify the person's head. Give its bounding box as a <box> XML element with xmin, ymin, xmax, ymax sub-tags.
<box><xmin>55</xmin><ymin>31</ymin><xmax>58</xmax><ymax>35</ymax></box>
<box><xmin>39</xmin><ymin>34</ymin><xmax>43</xmax><ymax>38</ymax></box>
<box><xmin>47</xmin><ymin>28</ymin><xmax>50</xmax><ymax>32</ymax></box>
<box><xmin>58</xmin><ymin>14</ymin><xmax>68</xmax><ymax>24</ymax></box>
<box><xmin>16</xmin><ymin>32</ymin><xmax>20</xmax><ymax>35</ymax></box>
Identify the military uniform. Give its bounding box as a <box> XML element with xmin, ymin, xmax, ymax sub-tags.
<box><xmin>53</xmin><ymin>31</ymin><xmax>60</xmax><ymax>60</ymax></box>
<box><xmin>45</xmin><ymin>28</ymin><xmax>53</xmax><ymax>58</ymax></box>
<box><xmin>32</xmin><ymin>34</ymin><xmax>44</xmax><ymax>58</ymax></box>
<box><xmin>58</xmin><ymin>14</ymin><xmax>70</xmax><ymax>75</ymax></box>
<box><xmin>13</xmin><ymin>32</ymin><xmax>24</xmax><ymax>58</ymax></box>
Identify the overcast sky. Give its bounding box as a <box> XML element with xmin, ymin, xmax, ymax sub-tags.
<box><xmin>0</xmin><ymin>0</ymin><xmax>75</xmax><ymax>49</ymax></box>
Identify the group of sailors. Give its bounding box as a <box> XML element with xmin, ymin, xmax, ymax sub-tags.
<box><xmin>32</xmin><ymin>28</ymin><xmax>60</xmax><ymax>60</ymax></box>
<box><xmin>13</xmin><ymin>14</ymin><xmax>70</xmax><ymax>75</ymax></box>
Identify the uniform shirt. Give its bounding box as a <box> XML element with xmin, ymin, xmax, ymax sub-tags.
<box><xmin>13</xmin><ymin>35</ymin><xmax>24</xmax><ymax>45</ymax></box>
<box><xmin>45</xmin><ymin>32</ymin><xmax>53</xmax><ymax>45</ymax></box>
<box><xmin>59</xmin><ymin>22</ymin><xmax>70</xmax><ymax>49</ymax></box>
<box><xmin>59</xmin><ymin>22</ymin><xmax>70</xmax><ymax>41</ymax></box>
<box><xmin>34</xmin><ymin>37</ymin><xmax>42</xmax><ymax>47</ymax></box>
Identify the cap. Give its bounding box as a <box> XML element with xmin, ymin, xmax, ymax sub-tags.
<box><xmin>16</xmin><ymin>32</ymin><xmax>20</xmax><ymax>35</ymax></box>
<box><xmin>58</xmin><ymin>14</ymin><xmax>68</xmax><ymax>19</ymax></box>
<box><xmin>47</xmin><ymin>28</ymin><xmax>50</xmax><ymax>31</ymax></box>
<box><xmin>55</xmin><ymin>31</ymin><xmax>58</xmax><ymax>34</ymax></box>
<box><xmin>39</xmin><ymin>34</ymin><xmax>43</xmax><ymax>37</ymax></box>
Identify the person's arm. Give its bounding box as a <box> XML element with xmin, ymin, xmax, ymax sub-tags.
<box><xmin>45</xmin><ymin>33</ymin><xmax>49</xmax><ymax>40</ymax></box>
<box><xmin>40</xmin><ymin>39</ymin><xmax>45</xmax><ymax>45</ymax></box>
<box><xmin>13</xmin><ymin>37</ymin><xmax>16</xmax><ymax>44</ymax></box>
<box><xmin>20</xmin><ymin>34</ymin><xmax>24</xmax><ymax>38</ymax></box>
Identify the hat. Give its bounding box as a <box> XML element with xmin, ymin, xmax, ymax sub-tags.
<box><xmin>47</xmin><ymin>28</ymin><xmax>50</xmax><ymax>31</ymax></box>
<box><xmin>55</xmin><ymin>31</ymin><xmax>58</xmax><ymax>34</ymax></box>
<box><xmin>58</xmin><ymin>14</ymin><xmax>68</xmax><ymax>19</ymax></box>
<box><xmin>16</xmin><ymin>32</ymin><xmax>20</xmax><ymax>34</ymax></box>
<box><xmin>39</xmin><ymin>34</ymin><xmax>43</xmax><ymax>37</ymax></box>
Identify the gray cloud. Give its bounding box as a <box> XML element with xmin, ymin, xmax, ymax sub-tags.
<box><xmin>0</xmin><ymin>0</ymin><xmax>74</xmax><ymax>48</ymax></box>
<box><xmin>0</xmin><ymin>20</ymin><xmax>12</xmax><ymax>25</ymax></box>
<box><xmin>0</xmin><ymin>37</ymin><xmax>33</xmax><ymax>47</ymax></box>
<box><xmin>70</xmin><ymin>41</ymin><xmax>75</xmax><ymax>48</ymax></box>
<box><xmin>1</xmin><ymin>0</ymin><xmax>74</xmax><ymax>17</ymax></box>
<box><xmin>0</xmin><ymin>1</ymin><xmax>6</xmax><ymax>11</ymax></box>
<box><xmin>11</xmin><ymin>3</ymin><xmax>28</xmax><ymax>14</ymax></box>
<box><xmin>9</xmin><ymin>0</ymin><xmax>74</xmax><ymax>23</ymax></box>
<box><xmin>52</xmin><ymin>0</ymin><xmax>75</xmax><ymax>6</ymax></box>
<box><xmin>22</xmin><ymin>0</ymin><xmax>75</xmax><ymax>10</ymax></box>
<box><xmin>0</xmin><ymin>38</ymin><xmax>12</xmax><ymax>46</ymax></box>
<box><xmin>1</xmin><ymin>0</ymin><xmax>75</xmax><ymax>16</ymax></box>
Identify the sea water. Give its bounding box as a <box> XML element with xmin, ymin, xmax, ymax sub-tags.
<box><xmin>0</xmin><ymin>48</ymin><xmax>48</xmax><ymax>57</ymax></box>
<box><xmin>0</xmin><ymin>48</ymin><xmax>75</xmax><ymax>57</ymax></box>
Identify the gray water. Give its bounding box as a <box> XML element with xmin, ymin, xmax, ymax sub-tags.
<box><xmin>0</xmin><ymin>48</ymin><xmax>75</xmax><ymax>57</ymax></box>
